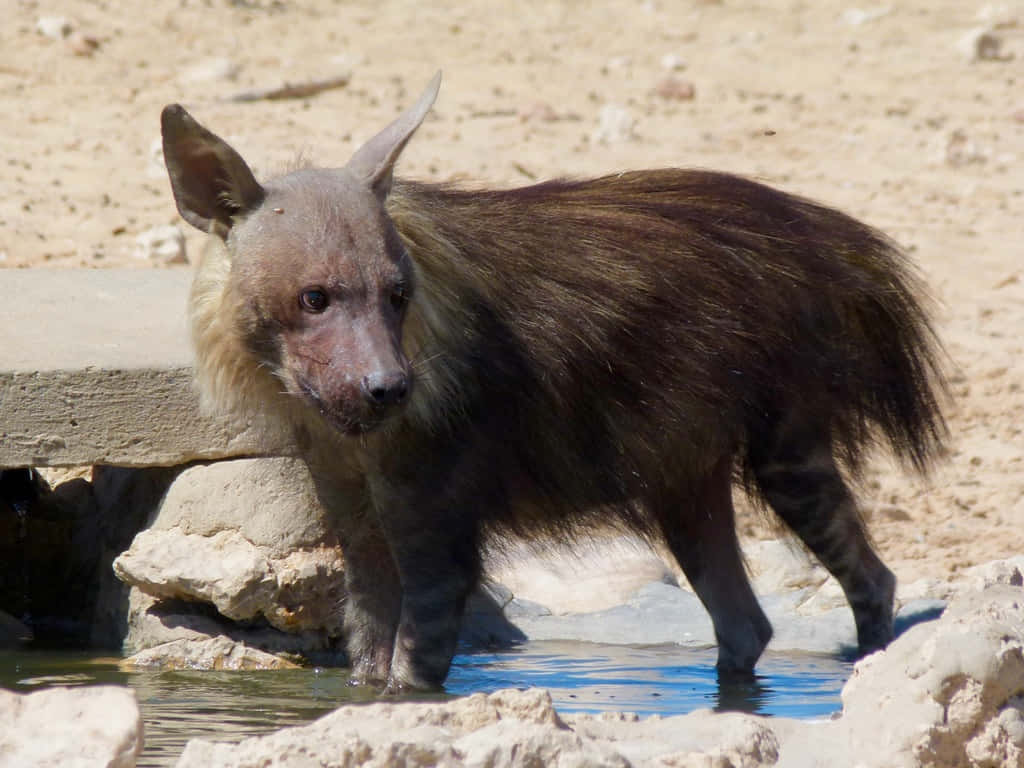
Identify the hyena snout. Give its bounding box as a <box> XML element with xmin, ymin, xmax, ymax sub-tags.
<box><xmin>360</xmin><ymin>368</ymin><xmax>410</xmax><ymax>408</ymax></box>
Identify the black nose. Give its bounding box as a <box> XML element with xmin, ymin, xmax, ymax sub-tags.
<box><xmin>361</xmin><ymin>370</ymin><xmax>409</xmax><ymax>407</ymax></box>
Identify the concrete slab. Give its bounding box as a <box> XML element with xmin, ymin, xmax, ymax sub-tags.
<box><xmin>0</xmin><ymin>269</ymin><xmax>291</xmax><ymax>467</ymax></box>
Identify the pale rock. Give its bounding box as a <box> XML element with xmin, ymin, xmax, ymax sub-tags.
<box><xmin>485</xmin><ymin>536</ymin><xmax>677</xmax><ymax>615</ymax></box>
<box><xmin>745</xmin><ymin>539</ymin><xmax>830</xmax><ymax>594</ymax></box>
<box><xmin>592</xmin><ymin>104</ymin><xmax>637</xmax><ymax>144</ymax></box>
<box><xmin>897</xmin><ymin>575</ymin><xmax>955</xmax><ymax>604</ymax></box>
<box><xmin>36</xmin><ymin>16</ymin><xmax>73</xmax><ymax>40</ymax></box>
<box><xmin>660</xmin><ymin>52</ymin><xmax>687</xmax><ymax>71</ymax></box>
<box><xmin>961</xmin><ymin>555</ymin><xmax>1024</xmax><ymax>590</ymax></box>
<box><xmin>147</xmin><ymin>458</ymin><xmax>330</xmax><ymax>558</ymax></box>
<box><xmin>567</xmin><ymin>709</ymin><xmax>781</xmax><ymax>767</ymax></box>
<box><xmin>794</xmin><ymin>574</ymin><xmax>848</xmax><ymax>614</ymax></box>
<box><xmin>178</xmin><ymin>57</ymin><xmax>240</xmax><ymax>84</ymax></box>
<box><xmin>133</xmin><ymin>224</ymin><xmax>187</xmax><ymax>265</ymax></box>
<box><xmin>454</xmin><ymin>720</ymin><xmax>631</xmax><ymax>767</ymax></box>
<box><xmin>113</xmin><ymin>528</ymin><xmax>345</xmax><ymax>635</ymax></box>
<box><xmin>122</xmin><ymin>588</ymin><xmax>344</xmax><ymax>663</ymax></box>
<box><xmin>834</xmin><ymin>584</ymin><xmax>1024</xmax><ymax>767</ymax></box>
<box><xmin>328</xmin><ymin>53</ymin><xmax>365</xmax><ymax>81</ymax></box>
<box><xmin>176</xmin><ymin>689</ymin><xmax>572</xmax><ymax>767</ymax></box>
<box><xmin>0</xmin><ymin>685</ymin><xmax>142</xmax><ymax>768</ymax></box>
<box><xmin>114</xmin><ymin>527</ymin><xmax>276</xmax><ymax>620</ymax></box>
<box><xmin>121</xmin><ymin>636</ymin><xmax>300</xmax><ymax>671</ymax></box>
<box><xmin>958</xmin><ymin>27</ymin><xmax>1012</xmax><ymax>61</ymax></box>
<box><xmin>175</xmin><ymin>684</ymin><xmax>783</xmax><ymax>768</ymax></box>
<box><xmin>112</xmin><ymin>457</ymin><xmax>347</xmax><ymax>648</ymax></box>
<box><xmin>839</xmin><ymin>6</ymin><xmax>892</xmax><ymax>26</ymax></box>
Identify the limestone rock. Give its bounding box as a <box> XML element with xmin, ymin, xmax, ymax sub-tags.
<box><xmin>121</xmin><ymin>588</ymin><xmax>344</xmax><ymax>665</ymax></box>
<box><xmin>175</xmin><ymin>688</ymin><xmax>626</xmax><ymax>767</ymax></box>
<box><xmin>592</xmin><ymin>104</ymin><xmax>637</xmax><ymax>144</ymax></box>
<box><xmin>114</xmin><ymin>527</ymin><xmax>345</xmax><ymax>636</ymax></box>
<box><xmin>827</xmin><ymin>583</ymin><xmax>1024</xmax><ymax>767</ymax></box>
<box><xmin>35</xmin><ymin>16</ymin><xmax>73</xmax><ymax>40</ymax></box>
<box><xmin>121</xmin><ymin>636</ymin><xmax>300</xmax><ymax>671</ymax></box>
<box><xmin>144</xmin><ymin>458</ymin><xmax>330</xmax><ymax>558</ymax></box>
<box><xmin>133</xmin><ymin>224</ymin><xmax>187</xmax><ymax>265</ymax></box>
<box><xmin>485</xmin><ymin>536</ymin><xmax>678</xmax><ymax>615</ymax></box>
<box><xmin>113</xmin><ymin>458</ymin><xmax>344</xmax><ymax>627</ymax></box>
<box><xmin>0</xmin><ymin>685</ymin><xmax>142</xmax><ymax>768</ymax></box>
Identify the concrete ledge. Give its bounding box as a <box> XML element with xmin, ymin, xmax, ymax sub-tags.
<box><xmin>0</xmin><ymin>269</ymin><xmax>291</xmax><ymax>468</ymax></box>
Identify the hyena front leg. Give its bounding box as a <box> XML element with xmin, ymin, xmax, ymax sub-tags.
<box><xmin>305</xmin><ymin>458</ymin><xmax>401</xmax><ymax>685</ymax></box>
<box><xmin>384</xmin><ymin>521</ymin><xmax>481</xmax><ymax>691</ymax></box>
<box><xmin>368</xmin><ymin>478</ymin><xmax>482</xmax><ymax>691</ymax></box>
<box><xmin>749</xmin><ymin>418</ymin><xmax>896</xmax><ymax>656</ymax></box>
<box><xmin>340</xmin><ymin>526</ymin><xmax>402</xmax><ymax>685</ymax></box>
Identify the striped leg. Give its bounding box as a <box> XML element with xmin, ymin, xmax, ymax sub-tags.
<box><xmin>749</xmin><ymin>422</ymin><xmax>895</xmax><ymax>656</ymax></box>
<box><xmin>384</xmin><ymin>526</ymin><xmax>481</xmax><ymax>691</ymax></box>
<box><xmin>303</xmin><ymin>456</ymin><xmax>401</xmax><ymax>686</ymax></box>
<box><xmin>656</xmin><ymin>457</ymin><xmax>773</xmax><ymax>676</ymax></box>
<box><xmin>341</xmin><ymin>528</ymin><xmax>402</xmax><ymax>685</ymax></box>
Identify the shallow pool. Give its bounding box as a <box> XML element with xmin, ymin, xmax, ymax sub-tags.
<box><xmin>1</xmin><ymin>642</ymin><xmax>851</xmax><ymax>767</ymax></box>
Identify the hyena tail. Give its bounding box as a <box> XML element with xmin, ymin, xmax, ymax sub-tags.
<box><xmin>832</xmin><ymin>238</ymin><xmax>949</xmax><ymax>477</ymax></box>
<box><xmin>745</xmin><ymin>225</ymin><xmax>949</xmax><ymax>485</ymax></box>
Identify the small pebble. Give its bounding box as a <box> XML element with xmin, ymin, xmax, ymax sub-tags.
<box><xmin>134</xmin><ymin>225</ymin><xmax>187</xmax><ymax>266</ymax></box>
<box><xmin>36</xmin><ymin>16</ymin><xmax>73</xmax><ymax>40</ymax></box>
<box><xmin>958</xmin><ymin>27</ymin><xmax>1011</xmax><ymax>62</ymax></box>
<box><xmin>591</xmin><ymin>104</ymin><xmax>636</xmax><ymax>144</ymax></box>
<box><xmin>654</xmin><ymin>76</ymin><xmax>696</xmax><ymax>102</ymax></box>
<box><xmin>839</xmin><ymin>7</ymin><xmax>891</xmax><ymax>26</ymax></box>
<box><xmin>179</xmin><ymin>57</ymin><xmax>240</xmax><ymax>84</ymax></box>
<box><xmin>68</xmin><ymin>33</ymin><xmax>100</xmax><ymax>57</ymax></box>
<box><xmin>660</xmin><ymin>53</ymin><xmax>686</xmax><ymax>72</ymax></box>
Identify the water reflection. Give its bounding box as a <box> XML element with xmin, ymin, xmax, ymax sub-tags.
<box><xmin>1</xmin><ymin>643</ymin><xmax>850</xmax><ymax>767</ymax></box>
<box><xmin>447</xmin><ymin>641</ymin><xmax>850</xmax><ymax>718</ymax></box>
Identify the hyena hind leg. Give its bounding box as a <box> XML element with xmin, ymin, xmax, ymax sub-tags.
<box><xmin>748</xmin><ymin>420</ymin><xmax>896</xmax><ymax>656</ymax></box>
<box><xmin>654</xmin><ymin>456</ymin><xmax>774</xmax><ymax>677</ymax></box>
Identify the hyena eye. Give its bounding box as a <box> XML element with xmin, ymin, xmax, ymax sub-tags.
<box><xmin>299</xmin><ymin>288</ymin><xmax>328</xmax><ymax>313</ymax></box>
<box><xmin>389</xmin><ymin>284</ymin><xmax>410</xmax><ymax>311</ymax></box>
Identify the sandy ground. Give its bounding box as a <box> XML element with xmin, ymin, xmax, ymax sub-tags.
<box><xmin>2</xmin><ymin>0</ymin><xmax>1022</xmax><ymax>584</ymax></box>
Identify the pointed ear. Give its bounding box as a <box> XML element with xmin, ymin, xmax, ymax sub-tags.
<box><xmin>345</xmin><ymin>71</ymin><xmax>441</xmax><ymax>200</ymax></box>
<box><xmin>160</xmin><ymin>104</ymin><xmax>265</xmax><ymax>239</ymax></box>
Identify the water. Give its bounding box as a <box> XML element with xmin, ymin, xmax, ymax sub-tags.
<box><xmin>0</xmin><ymin>643</ymin><xmax>851</xmax><ymax>767</ymax></box>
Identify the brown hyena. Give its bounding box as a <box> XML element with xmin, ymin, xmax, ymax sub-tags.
<box><xmin>161</xmin><ymin>72</ymin><xmax>947</xmax><ymax>691</ymax></box>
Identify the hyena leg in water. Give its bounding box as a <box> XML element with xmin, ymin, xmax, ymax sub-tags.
<box><xmin>369</xmin><ymin>479</ymin><xmax>483</xmax><ymax>691</ymax></box>
<box><xmin>386</xmin><ymin>526</ymin><xmax>482</xmax><ymax>691</ymax></box>
<box><xmin>340</xmin><ymin>526</ymin><xmax>402</xmax><ymax>685</ymax></box>
<box><xmin>749</xmin><ymin>418</ymin><xmax>896</xmax><ymax>656</ymax></box>
<box><xmin>306</xmin><ymin>466</ymin><xmax>401</xmax><ymax>685</ymax></box>
<box><xmin>655</xmin><ymin>456</ymin><xmax>774</xmax><ymax>677</ymax></box>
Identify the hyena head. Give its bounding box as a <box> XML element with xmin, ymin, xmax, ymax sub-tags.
<box><xmin>161</xmin><ymin>73</ymin><xmax>441</xmax><ymax>435</ymax></box>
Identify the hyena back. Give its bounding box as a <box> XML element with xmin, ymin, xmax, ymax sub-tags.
<box><xmin>161</xmin><ymin>72</ymin><xmax>946</xmax><ymax>690</ymax></box>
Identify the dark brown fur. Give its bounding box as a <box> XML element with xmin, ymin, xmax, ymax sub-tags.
<box><xmin>162</xmin><ymin>73</ymin><xmax>947</xmax><ymax>691</ymax></box>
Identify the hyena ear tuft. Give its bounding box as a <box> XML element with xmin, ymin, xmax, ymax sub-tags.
<box><xmin>160</xmin><ymin>104</ymin><xmax>265</xmax><ymax>238</ymax></box>
<box><xmin>345</xmin><ymin>70</ymin><xmax>442</xmax><ymax>200</ymax></box>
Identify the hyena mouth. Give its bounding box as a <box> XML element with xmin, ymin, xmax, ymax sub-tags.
<box><xmin>296</xmin><ymin>379</ymin><xmax>389</xmax><ymax>437</ymax></box>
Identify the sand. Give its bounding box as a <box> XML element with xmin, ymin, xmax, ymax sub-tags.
<box><xmin>2</xmin><ymin>0</ymin><xmax>1022</xmax><ymax>583</ymax></box>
